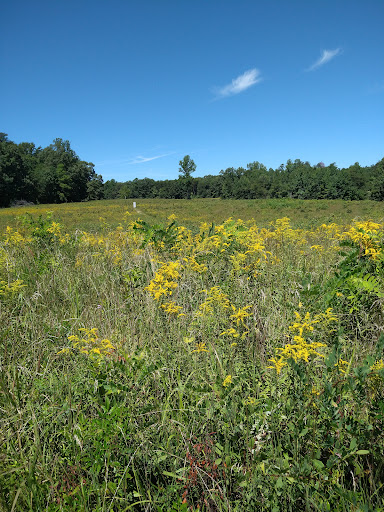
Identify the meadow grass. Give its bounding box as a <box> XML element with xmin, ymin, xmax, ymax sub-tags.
<box><xmin>0</xmin><ymin>198</ymin><xmax>383</xmax><ymax>232</ymax></box>
<box><xmin>1</xmin><ymin>199</ymin><xmax>384</xmax><ymax>511</ymax></box>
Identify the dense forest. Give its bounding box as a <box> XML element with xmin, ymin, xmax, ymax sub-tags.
<box><xmin>1</xmin><ymin>133</ymin><xmax>384</xmax><ymax>207</ymax></box>
<box><xmin>0</xmin><ymin>133</ymin><xmax>103</xmax><ymax>207</ymax></box>
<box><xmin>106</xmin><ymin>157</ymin><xmax>384</xmax><ymax>201</ymax></box>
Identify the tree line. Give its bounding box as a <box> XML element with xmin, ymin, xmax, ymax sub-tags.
<box><xmin>1</xmin><ymin>133</ymin><xmax>384</xmax><ymax>207</ymax></box>
<box><xmin>106</xmin><ymin>156</ymin><xmax>384</xmax><ymax>201</ymax></box>
<box><xmin>0</xmin><ymin>133</ymin><xmax>103</xmax><ymax>207</ymax></box>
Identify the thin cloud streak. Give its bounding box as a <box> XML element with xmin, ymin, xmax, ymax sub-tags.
<box><xmin>129</xmin><ymin>153</ymin><xmax>174</xmax><ymax>164</ymax></box>
<box><xmin>213</xmin><ymin>68</ymin><xmax>262</xmax><ymax>98</ymax></box>
<box><xmin>307</xmin><ymin>48</ymin><xmax>342</xmax><ymax>71</ymax></box>
<box><xmin>96</xmin><ymin>152</ymin><xmax>175</xmax><ymax>167</ymax></box>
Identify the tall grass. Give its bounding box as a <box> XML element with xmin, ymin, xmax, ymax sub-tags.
<box><xmin>0</xmin><ymin>198</ymin><xmax>383</xmax><ymax>232</ymax></box>
<box><xmin>0</xmin><ymin>203</ymin><xmax>383</xmax><ymax>511</ymax></box>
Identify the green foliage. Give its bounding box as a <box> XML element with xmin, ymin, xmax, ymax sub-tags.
<box><xmin>0</xmin><ymin>136</ymin><xmax>99</xmax><ymax>207</ymax></box>
<box><xmin>0</xmin><ymin>136</ymin><xmax>29</xmax><ymax>207</ymax></box>
<box><xmin>19</xmin><ymin>211</ymin><xmax>57</xmax><ymax>244</ymax></box>
<box><xmin>322</xmin><ymin>226</ymin><xmax>384</xmax><ymax>335</ymax></box>
<box><xmin>133</xmin><ymin>219</ymin><xmax>178</xmax><ymax>250</ymax></box>
<box><xmin>178</xmin><ymin>156</ymin><xmax>197</xmax><ymax>199</ymax></box>
<box><xmin>1</xmin><ymin>207</ymin><xmax>384</xmax><ymax>510</ymax></box>
<box><xmin>105</xmin><ymin>156</ymin><xmax>384</xmax><ymax>202</ymax></box>
<box><xmin>1</xmin><ymin>132</ymin><xmax>384</xmax><ymax>206</ymax></box>
<box><xmin>178</xmin><ymin>155</ymin><xmax>196</xmax><ymax>179</ymax></box>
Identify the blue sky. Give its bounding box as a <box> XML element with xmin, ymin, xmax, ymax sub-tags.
<box><xmin>1</xmin><ymin>0</ymin><xmax>383</xmax><ymax>182</ymax></box>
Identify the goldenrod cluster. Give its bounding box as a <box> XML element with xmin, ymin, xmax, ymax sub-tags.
<box><xmin>222</xmin><ymin>375</ymin><xmax>233</xmax><ymax>387</ymax></box>
<box><xmin>3</xmin><ymin>212</ymin><xmax>383</xmax><ymax>381</ymax></box>
<box><xmin>45</xmin><ymin>221</ymin><xmax>70</xmax><ymax>244</ymax></box>
<box><xmin>197</xmin><ymin>286</ymin><xmax>230</xmax><ymax>316</ymax></box>
<box><xmin>368</xmin><ymin>359</ymin><xmax>384</xmax><ymax>397</ymax></box>
<box><xmin>161</xmin><ymin>301</ymin><xmax>184</xmax><ymax>316</ymax></box>
<box><xmin>58</xmin><ymin>328</ymin><xmax>115</xmax><ymax>360</ymax></box>
<box><xmin>0</xmin><ymin>279</ymin><xmax>26</xmax><ymax>298</ymax></box>
<box><xmin>146</xmin><ymin>260</ymin><xmax>182</xmax><ymax>301</ymax></box>
<box><xmin>3</xmin><ymin>226</ymin><xmax>31</xmax><ymax>246</ymax></box>
<box><xmin>341</xmin><ymin>220</ymin><xmax>383</xmax><ymax>260</ymax></box>
<box><xmin>268</xmin><ymin>309</ymin><xmax>337</xmax><ymax>374</ymax></box>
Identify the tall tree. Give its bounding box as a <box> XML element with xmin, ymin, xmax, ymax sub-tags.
<box><xmin>33</xmin><ymin>138</ymin><xmax>95</xmax><ymax>203</ymax></box>
<box><xmin>179</xmin><ymin>155</ymin><xmax>196</xmax><ymax>178</ymax></box>
<box><xmin>370</xmin><ymin>158</ymin><xmax>384</xmax><ymax>200</ymax></box>
<box><xmin>178</xmin><ymin>155</ymin><xmax>196</xmax><ymax>199</ymax></box>
<box><xmin>0</xmin><ymin>136</ymin><xmax>28</xmax><ymax>207</ymax></box>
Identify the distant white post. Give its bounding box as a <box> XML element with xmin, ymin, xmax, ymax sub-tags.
<box><xmin>133</xmin><ymin>202</ymin><xmax>136</xmax><ymax>208</ymax></box>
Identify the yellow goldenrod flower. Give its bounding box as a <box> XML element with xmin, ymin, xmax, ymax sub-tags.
<box><xmin>58</xmin><ymin>328</ymin><xmax>115</xmax><ymax>360</ymax></box>
<box><xmin>161</xmin><ymin>301</ymin><xmax>184</xmax><ymax>316</ymax></box>
<box><xmin>267</xmin><ymin>357</ymin><xmax>287</xmax><ymax>374</ymax></box>
<box><xmin>192</xmin><ymin>342</ymin><xmax>209</xmax><ymax>353</ymax></box>
<box><xmin>269</xmin><ymin>308</ymin><xmax>335</xmax><ymax>374</ymax></box>
<box><xmin>145</xmin><ymin>260</ymin><xmax>183</xmax><ymax>302</ymax></box>
<box><xmin>229</xmin><ymin>304</ymin><xmax>252</xmax><ymax>326</ymax></box>
<box><xmin>220</xmin><ymin>328</ymin><xmax>240</xmax><ymax>338</ymax></box>
<box><xmin>371</xmin><ymin>359</ymin><xmax>384</xmax><ymax>372</ymax></box>
<box><xmin>0</xmin><ymin>279</ymin><xmax>26</xmax><ymax>297</ymax></box>
<box><xmin>223</xmin><ymin>375</ymin><xmax>232</xmax><ymax>387</ymax></box>
<box><xmin>334</xmin><ymin>359</ymin><xmax>349</xmax><ymax>374</ymax></box>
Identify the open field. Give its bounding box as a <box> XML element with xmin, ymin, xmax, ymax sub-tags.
<box><xmin>1</xmin><ymin>198</ymin><xmax>384</xmax><ymax>232</ymax></box>
<box><xmin>1</xmin><ymin>199</ymin><xmax>384</xmax><ymax>511</ymax></box>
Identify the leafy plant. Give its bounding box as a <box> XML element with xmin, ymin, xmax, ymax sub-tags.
<box><xmin>133</xmin><ymin>219</ymin><xmax>178</xmax><ymax>251</ymax></box>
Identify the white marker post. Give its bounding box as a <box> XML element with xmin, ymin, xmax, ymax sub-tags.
<box><xmin>133</xmin><ymin>202</ymin><xmax>136</xmax><ymax>208</ymax></box>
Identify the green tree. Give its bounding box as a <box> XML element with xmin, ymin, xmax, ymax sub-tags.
<box><xmin>87</xmin><ymin>173</ymin><xmax>104</xmax><ymax>200</ymax></box>
<box><xmin>104</xmin><ymin>179</ymin><xmax>122</xmax><ymax>199</ymax></box>
<box><xmin>33</xmin><ymin>139</ymin><xmax>95</xmax><ymax>203</ymax></box>
<box><xmin>0</xmin><ymin>136</ymin><xmax>28</xmax><ymax>207</ymax></box>
<box><xmin>370</xmin><ymin>158</ymin><xmax>384</xmax><ymax>200</ymax></box>
<box><xmin>178</xmin><ymin>155</ymin><xmax>196</xmax><ymax>199</ymax></box>
<box><xmin>178</xmin><ymin>155</ymin><xmax>196</xmax><ymax>178</ymax></box>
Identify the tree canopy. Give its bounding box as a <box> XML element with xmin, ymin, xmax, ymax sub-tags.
<box><xmin>0</xmin><ymin>135</ymin><xmax>103</xmax><ymax>207</ymax></box>
<box><xmin>104</xmin><ymin>156</ymin><xmax>384</xmax><ymax>202</ymax></box>
<box><xmin>1</xmin><ymin>133</ymin><xmax>383</xmax><ymax>206</ymax></box>
<box><xmin>178</xmin><ymin>155</ymin><xmax>196</xmax><ymax>178</ymax></box>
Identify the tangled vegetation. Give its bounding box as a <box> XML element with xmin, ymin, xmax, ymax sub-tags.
<box><xmin>0</xmin><ymin>200</ymin><xmax>384</xmax><ymax>511</ymax></box>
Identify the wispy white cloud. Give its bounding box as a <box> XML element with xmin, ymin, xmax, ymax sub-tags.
<box><xmin>213</xmin><ymin>68</ymin><xmax>262</xmax><ymax>98</ymax></box>
<box><xmin>129</xmin><ymin>153</ymin><xmax>174</xmax><ymax>164</ymax></box>
<box><xmin>307</xmin><ymin>48</ymin><xmax>342</xmax><ymax>71</ymax></box>
<box><xmin>96</xmin><ymin>152</ymin><xmax>174</xmax><ymax>167</ymax></box>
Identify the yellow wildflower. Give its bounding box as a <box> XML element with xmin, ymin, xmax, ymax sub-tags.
<box><xmin>161</xmin><ymin>301</ymin><xmax>184</xmax><ymax>316</ymax></box>
<box><xmin>192</xmin><ymin>342</ymin><xmax>209</xmax><ymax>353</ymax></box>
<box><xmin>371</xmin><ymin>359</ymin><xmax>384</xmax><ymax>372</ymax></box>
<box><xmin>0</xmin><ymin>279</ymin><xmax>26</xmax><ymax>297</ymax></box>
<box><xmin>267</xmin><ymin>357</ymin><xmax>287</xmax><ymax>374</ymax></box>
<box><xmin>223</xmin><ymin>375</ymin><xmax>233</xmax><ymax>387</ymax></box>
<box><xmin>59</xmin><ymin>328</ymin><xmax>115</xmax><ymax>360</ymax></box>
<box><xmin>220</xmin><ymin>328</ymin><xmax>240</xmax><ymax>338</ymax></box>
<box><xmin>230</xmin><ymin>304</ymin><xmax>252</xmax><ymax>326</ymax></box>
<box><xmin>335</xmin><ymin>359</ymin><xmax>349</xmax><ymax>374</ymax></box>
